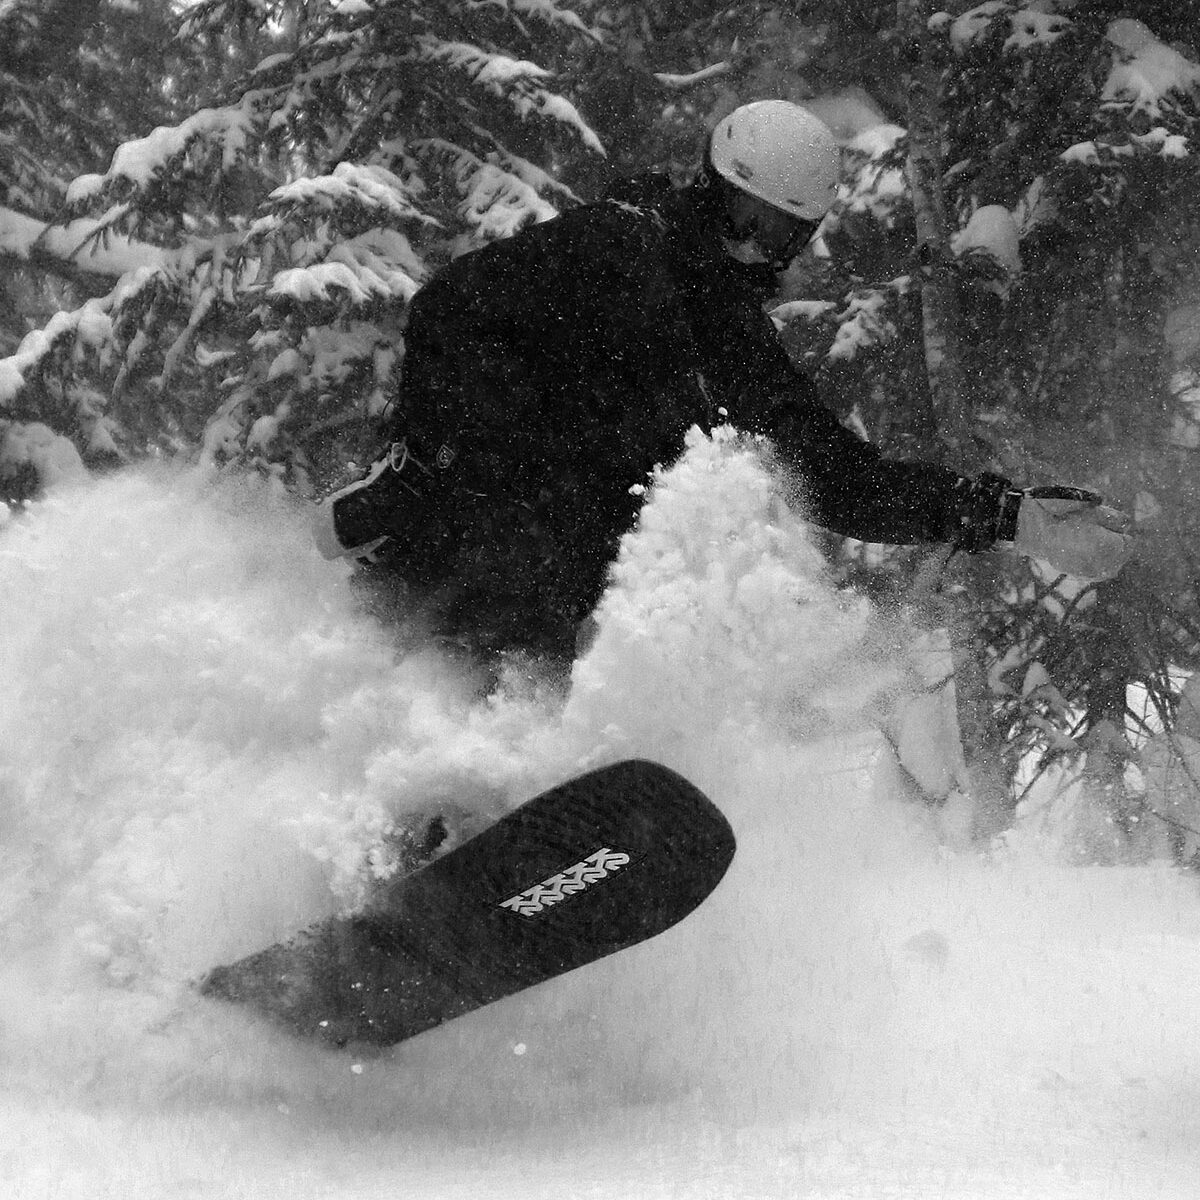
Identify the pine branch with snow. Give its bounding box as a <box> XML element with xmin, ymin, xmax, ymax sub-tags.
<box><xmin>0</xmin><ymin>0</ymin><xmax>188</xmax><ymax>281</ymax></box>
<box><xmin>0</xmin><ymin>0</ymin><xmax>603</xmax><ymax>498</ymax></box>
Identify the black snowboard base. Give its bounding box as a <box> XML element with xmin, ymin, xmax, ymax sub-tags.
<box><xmin>200</xmin><ymin>760</ymin><xmax>735</xmax><ymax>1048</ymax></box>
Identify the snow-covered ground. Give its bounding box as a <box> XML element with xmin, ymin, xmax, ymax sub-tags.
<box><xmin>3</xmin><ymin>433</ymin><xmax>1200</xmax><ymax>1199</ymax></box>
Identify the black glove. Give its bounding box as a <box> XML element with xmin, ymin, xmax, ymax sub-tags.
<box><xmin>954</xmin><ymin>476</ymin><xmax>1133</xmax><ymax>581</ymax></box>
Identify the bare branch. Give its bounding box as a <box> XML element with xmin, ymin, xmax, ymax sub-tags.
<box><xmin>653</xmin><ymin>62</ymin><xmax>733</xmax><ymax>90</ymax></box>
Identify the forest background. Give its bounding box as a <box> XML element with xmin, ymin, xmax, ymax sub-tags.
<box><xmin>2</xmin><ymin>0</ymin><xmax>1200</xmax><ymax>860</ymax></box>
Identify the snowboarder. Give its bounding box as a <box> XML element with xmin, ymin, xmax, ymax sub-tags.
<box><xmin>314</xmin><ymin>100</ymin><xmax>1132</xmax><ymax>662</ymax></box>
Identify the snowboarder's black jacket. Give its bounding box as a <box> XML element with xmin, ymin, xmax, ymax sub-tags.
<box><xmin>344</xmin><ymin>175</ymin><xmax>1008</xmax><ymax>657</ymax></box>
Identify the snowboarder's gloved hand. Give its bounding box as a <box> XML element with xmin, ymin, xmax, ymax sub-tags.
<box><xmin>1012</xmin><ymin>486</ymin><xmax>1133</xmax><ymax>581</ymax></box>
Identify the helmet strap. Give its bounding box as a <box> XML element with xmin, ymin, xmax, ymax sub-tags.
<box><xmin>777</xmin><ymin>217</ymin><xmax>820</xmax><ymax>266</ymax></box>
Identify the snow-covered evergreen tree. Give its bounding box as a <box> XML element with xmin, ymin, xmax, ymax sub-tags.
<box><xmin>0</xmin><ymin>0</ymin><xmax>214</xmax><ymax>483</ymax></box>
<box><xmin>0</xmin><ymin>0</ymin><xmax>198</xmax><ymax>341</ymax></box>
<box><xmin>777</xmin><ymin>5</ymin><xmax>1200</xmax><ymax>846</ymax></box>
<box><xmin>0</xmin><ymin>0</ymin><xmax>603</xmax><ymax>499</ymax></box>
<box><xmin>786</xmin><ymin>9</ymin><xmax>1199</xmax><ymax>462</ymax></box>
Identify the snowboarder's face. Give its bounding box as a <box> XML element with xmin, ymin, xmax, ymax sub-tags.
<box><xmin>722</xmin><ymin>190</ymin><xmax>818</xmax><ymax>270</ymax></box>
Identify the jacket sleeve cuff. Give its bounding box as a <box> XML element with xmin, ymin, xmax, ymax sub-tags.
<box><xmin>950</xmin><ymin>472</ymin><xmax>1023</xmax><ymax>552</ymax></box>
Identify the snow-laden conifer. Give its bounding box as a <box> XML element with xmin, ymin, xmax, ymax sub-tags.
<box><xmin>0</xmin><ymin>0</ymin><xmax>602</xmax><ymax>496</ymax></box>
<box><xmin>771</xmin><ymin>6</ymin><xmax>1200</xmax><ymax>845</ymax></box>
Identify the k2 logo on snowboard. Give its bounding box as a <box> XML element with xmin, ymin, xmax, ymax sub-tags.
<box><xmin>500</xmin><ymin>848</ymin><xmax>631</xmax><ymax>916</ymax></box>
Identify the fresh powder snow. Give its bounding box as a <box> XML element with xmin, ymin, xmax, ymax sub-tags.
<box><xmin>2</xmin><ymin>431</ymin><xmax>1200</xmax><ymax>1198</ymax></box>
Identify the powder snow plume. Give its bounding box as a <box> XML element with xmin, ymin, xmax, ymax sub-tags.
<box><xmin>4</xmin><ymin>432</ymin><xmax>1200</xmax><ymax>1199</ymax></box>
<box><xmin>0</xmin><ymin>433</ymin><xmax>897</xmax><ymax>1110</ymax></box>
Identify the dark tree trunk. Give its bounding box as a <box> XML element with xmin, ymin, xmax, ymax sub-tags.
<box><xmin>899</xmin><ymin>0</ymin><xmax>1012</xmax><ymax>839</ymax></box>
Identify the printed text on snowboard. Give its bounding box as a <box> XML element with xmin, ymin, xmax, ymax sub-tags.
<box><xmin>500</xmin><ymin>848</ymin><xmax>632</xmax><ymax>916</ymax></box>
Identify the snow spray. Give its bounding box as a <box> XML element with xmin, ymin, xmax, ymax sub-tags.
<box><xmin>3</xmin><ymin>433</ymin><xmax>1200</xmax><ymax>1185</ymax></box>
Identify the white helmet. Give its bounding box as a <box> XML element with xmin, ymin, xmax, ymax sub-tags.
<box><xmin>709</xmin><ymin>101</ymin><xmax>840</xmax><ymax>222</ymax></box>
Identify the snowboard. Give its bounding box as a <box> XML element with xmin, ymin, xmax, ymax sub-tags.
<box><xmin>200</xmin><ymin>759</ymin><xmax>735</xmax><ymax>1048</ymax></box>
